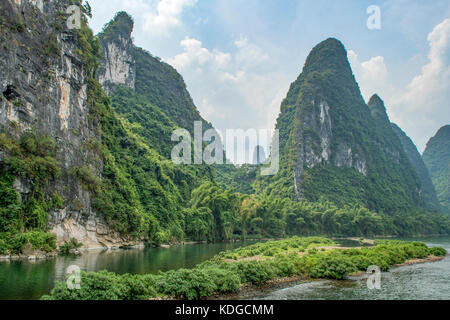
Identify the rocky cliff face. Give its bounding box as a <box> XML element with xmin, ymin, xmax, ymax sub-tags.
<box><xmin>97</xmin><ymin>12</ymin><xmax>135</xmax><ymax>95</ymax></box>
<box><xmin>391</xmin><ymin>123</ymin><xmax>441</xmax><ymax>211</ymax></box>
<box><xmin>98</xmin><ymin>12</ymin><xmax>213</xmax><ymax>134</ymax></box>
<box><xmin>423</xmin><ymin>125</ymin><xmax>450</xmax><ymax>213</ymax></box>
<box><xmin>264</xmin><ymin>38</ymin><xmax>423</xmax><ymax>212</ymax></box>
<box><xmin>0</xmin><ymin>0</ymin><xmax>129</xmax><ymax>248</ymax></box>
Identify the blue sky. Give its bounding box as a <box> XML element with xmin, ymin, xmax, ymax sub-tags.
<box><xmin>88</xmin><ymin>0</ymin><xmax>450</xmax><ymax>153</ymax></box>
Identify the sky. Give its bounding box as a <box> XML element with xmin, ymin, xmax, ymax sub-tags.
<box><xmin>87</xmin><ymin>0</ymin><xmax>450</xmax><ymax>153</ymax></box>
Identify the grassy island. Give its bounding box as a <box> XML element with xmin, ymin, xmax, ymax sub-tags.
<box><xmin>42</xmin><ymin>237</ymin><xmax>447</xmax><ymax>300</ymax></box>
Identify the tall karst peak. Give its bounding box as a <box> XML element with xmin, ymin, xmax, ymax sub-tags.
<box><xmin>303</xmin><ymin>38</ymin><xmax>348</xmax><ymax>71</ymax></box>
<box><xmin>102</xmin><ymin>11</ymin><xmax>134</xmax><ymax>39</ymax></box>
<box><xmin>301</xmin><ymin>38</ymin><xmax>361</xmax><ymax>94</ymax></box>
<box><xmin>98</xmin><ymin>11</ymin><xmax>136</xmax><ymax>94</ymax></box>
<box><xmin>260</xmin><ymin>38</ymin><xmax>424</xmax><ymax>213</ymax></box>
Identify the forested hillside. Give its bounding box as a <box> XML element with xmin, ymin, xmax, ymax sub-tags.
<box><xmin>391</xmin><ymin>123</ymin><xmax>441</xmax><ymax>212</ymax></box>
<box><xmin>423</xmin><ymin>125</ymin><xmax>450</xmax><ymax>213</ymax></box>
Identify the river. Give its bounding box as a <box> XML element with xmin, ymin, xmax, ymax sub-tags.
<box><xmin>1</xmin><ymin>237</ymin><xmax>449</xmax><ymax>300</ymax></box>
<box><xmin>0</xmin><ymin>241</ymin><xmax>253</xmax><ymax>300</ymax></box>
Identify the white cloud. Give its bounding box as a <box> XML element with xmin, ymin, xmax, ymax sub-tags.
<box><xmin>234</xmin><ymin>35</ymin><xmax>248</xmax><ymax>48</ymax></box>
<box><xmin>166</xmin><ymin>36</ymin><xmax>290</xmax><ymax>146</ymax></box>
<box><xmin>348</xmin><ymin>19</ymin><xmax>450</xmax><ymax>152</ymax></box>
<box><xmin>168</xmin><ymin>37</ymin><xmax>231</xmax><ymax>69</ymax></box>
<box><xmin>143</xmin><ymin>0</ymin><xmax>197</xmax><ymax>34</ymax></box>
<box><xmin>391</xmin><ymin>18</ymin><xmax>450</xmax><ymax>152</ymax></box>
<box><xmin>348</xmin><ymin>50</ymin><xmax>390</xmax><ymax>101</ymax></box>
<box><xmin>394</xmin><ymin>19</ymin><xmax>450</xmax><ymax>108</ymax></box>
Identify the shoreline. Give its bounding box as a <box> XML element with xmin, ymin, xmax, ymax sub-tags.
<box><xmin>151</xmin><ymin>254</ymin><xmax>447</xmax><ymax>301</ymax></box>
<box><xmin>211</xmin><ymin>254</ymin><xmax>448</xmax><ymax>300</ymax></box>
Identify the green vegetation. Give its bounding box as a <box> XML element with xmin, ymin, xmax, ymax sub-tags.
<box><xmin>98</xmin><ymin>11</ymin><xmax>134</xmax><ymax>43</ymax></box>
<box><xmin>75</xmin><ymin>12</ymin><xmax>216</xmax><ymax>242</ymax></box>
<box><xmin>0</xmin><ymin>130</ymin><xmax>61</xmax><ymax>254</ymax></box>
<box><xmin>2</xmin><ymin>6</ymin><xmax>449</xmax><ymax>260</ymax></box>
<box><xmin>43</xmin><ymin>237</ymin><xmax>447</xmax><ymax>300</ymax></box>
<box><xmin>257</xmin><ymin>39</ymin><xmax>424</xmax><ymax>215</ymax></box>
<box><xmin>214</xmin><ymin>164</ymin><xmax>258</xmax><ymax>194</ymax></box>
<box><xmin>391</xmin><ymin>123</ymin><xmax>440</xmax><ymax>211</ymax></box>
<box><xmin>0</xmin><ymin>231</ymin><xmax>56</xmax><ymax>255</ymax></box>
<box><xmin>423</xmin><ymin>125</ymin><xmax>450</xmax><ymax>213</ymax></box>
<box><xmin>59</xmin><ymin>238</ymin><xmax>83</xmax><ymax>255</ymax></box>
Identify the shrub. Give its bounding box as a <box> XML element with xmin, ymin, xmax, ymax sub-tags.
<box><xmin>234</xmin><ymin>260</ymin><xmax>277</xmax><ymax>285</ymax></box>
<box><xmin>70</xmin><ymin>166</ymin><xmax>102</xmax><ymax>193</ymax></box>
<box><xmin>271</xmin><ymin>253</ymin><xmax>302</xmax><ymax>277</ymax></box>
<box><xmin>156</xmin><ymin>268</ymin><xmax>217</xmax><ymax>300</ymax></box>
<box><xmin>13</xmin><ymin>231</ymin><xmax>56</xmax><ymax>253</ymax></box>
<box><xmin>307</xmin><ymin>253</ymin><xmax>357</xmax><ymax>279</ymax></box>
<box><xmin>429</xmin><ymin>247</ymin><xmax>447</xmax><ymax>257</ymax></box>
<box><xmin>0</xmin><ymin>238</ymin><xmax>7</xmax><ymax>255</ymax></box>
<box><xmin>117</xmin><ymin>274</ymin><xmax>158</xmax><ymax>300</ymax></box>
<box><xmin>59</xmin><ymin>238</ymin><xmax>82</xmax><ymax>255</ymax></box>
<box><xmin>11</xmin><ymin>22</ymin><xmax>26</xmax><ymax>33</ymax></box>
<box><xmin>204</xmin><ymin>266</ymin><xmax>241</xmax><ymax>294</ymax></box>
<box><xmin>43</xmin><ymin>271</ymin><xmax>126</xmax><ymax>300</ymax></box>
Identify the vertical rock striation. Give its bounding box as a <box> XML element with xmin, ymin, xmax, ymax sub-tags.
<box><xmin>0</xmin><ymin>0</ymin><xmax>127</xmax><ymax>248</ymax></box>
<box><xmin>97</xmin><ymin>12</ymin><xmax>135</xmax><ymax>95</ymax></box>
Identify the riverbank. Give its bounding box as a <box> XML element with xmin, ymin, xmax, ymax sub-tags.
<box><xmin>151</xmin><ymin>253</ymin><xmax>446</xmax><ymax>300</ymax></box>
<box><xmin>42</xmin><ymin>236</ymin><xmax>448</xmax><ymax>300</ymax></box>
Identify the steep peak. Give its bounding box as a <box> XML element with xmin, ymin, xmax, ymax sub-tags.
<box><xmin>368</xmin><ymin>94</ymin><xmax>383</xmax><ymax>106</ymax></box>
<box><xmin>435</xmin><ymin>125</ymin><xmax>450</xmax><ymax>137</ymax></box>
<box><xmin>368</xmin><ymin>94</ymin><xmax>390</xmax><ymax>124</ymax></box>
<box><xmin>98</xmin><ymin>12</ymin><xmax>136</xmax><ymax>95</ymax></box>
<box><xmin>302</xmin><ymin>38</ymin><xmax>350</xmax><ymax>74</ymax></box>
<box><xmin>424</xmin><ymin>124</ymin><xmax>450</xmax><ymax>157</ymax></box>
<box><xmin>100</xmin><ymin>11</ymin><xmax>134</xmax><ymax>41</ymax></box>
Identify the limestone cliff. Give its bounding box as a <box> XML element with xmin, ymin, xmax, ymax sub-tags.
<box><xmin>97</xmin><ymin>12</ymin><xmax>135</xmax><ymax>95</ymax></box>
<box><xmin>0</xmin><ymin>0</ymin><xmax>131</xmax><ymax>248</ymax></box>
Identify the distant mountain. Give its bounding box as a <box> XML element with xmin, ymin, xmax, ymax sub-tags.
<box><xmin>258</xmin><ymin>38</ymin><xmax>424</xmax><ymax>213</ymax></box>
<box><xmin>423</xmin><ymin>125</ymin><xmax>450</xmax><ymax>213</ymax></box>
<box><xmin>391</xmin><ymin>123</ymin><xmax>441</xmax><ymax>211</ymax></box>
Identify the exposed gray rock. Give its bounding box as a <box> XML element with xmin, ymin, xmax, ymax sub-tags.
<box><xmin>0</xmin><ymin>0</ymin><xmax>134</xmax><ymax>249</ymax></box>
<box><xmin>292</xmin><ymin>96</ymin><xmax>368</xmax><ymax>198</ymax></box>
<box><xmin>97</xmin><ymin>12</ymin><xmax>136</xmax><ymax>95</ymax></box>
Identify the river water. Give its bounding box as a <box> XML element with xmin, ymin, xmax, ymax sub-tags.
<box><xmin>0</xmin><ymin>242</ymin><xmax>252</xmax><ymax>300</ymax></box>
<box><xmin>1</xmin><ymin>237</ymin><xmax>449</xmax><ymax>300</ymax></box>
<box><xmin>257</xmin><ymin>236</ymin><xmax>450</xmax><ymax>300</ymax></box>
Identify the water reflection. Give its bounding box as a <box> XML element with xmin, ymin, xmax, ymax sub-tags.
<box><xmin>0</xmin><ymin>241</ymin><xmax>253</xmax><ymax>300</ymax></box>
